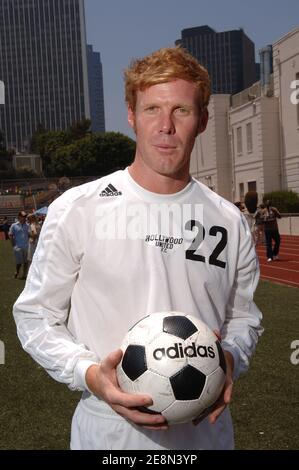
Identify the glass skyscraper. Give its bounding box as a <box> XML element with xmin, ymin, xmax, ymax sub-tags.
<box><xmin>87</xmin><ymin>44</ymin><xmax>105</xmax><ymax>133</ymax></box>
<box><xmin>0</xmin><ymin>0</ymin><xmax>90</xmax><ymax>151</ymax></box>
<box><xmin>176</xmin><ymin>25</ymin><xmax>257</xmax><ymax>95</ymax></box>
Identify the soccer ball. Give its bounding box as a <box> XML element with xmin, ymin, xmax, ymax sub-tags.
<box><xmin>116</xmin><ymin>311</ymin><xmax>227</xmax><ymax>425</ymax></box>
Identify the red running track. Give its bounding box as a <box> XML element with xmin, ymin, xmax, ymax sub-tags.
<box><xmin>256</xmin><ymin>235</ymin><xmax>299</xmax><ymax>288</ymax></box>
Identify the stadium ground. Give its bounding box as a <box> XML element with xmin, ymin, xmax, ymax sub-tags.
<box><xmin>0</xmin><ymin>239</ymin><xmax>298</xmax><ymax>450</ymax></box>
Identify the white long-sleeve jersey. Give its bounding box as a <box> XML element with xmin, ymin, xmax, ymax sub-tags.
<box><xmin>13</xmin><ymin>168</ymin><xmax>263</xmax><ymax>449</ymax></box>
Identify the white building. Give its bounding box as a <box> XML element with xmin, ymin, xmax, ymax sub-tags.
<box><xmin>190</xmin><ymin>95</ymin><xmax>231</xmax><ymax>200</ymax></box>
<box><xmin>191</xmin><ymin>25</ymin><xmax>299</xmax><ymax>202</ymax></box>
<box><xmin>273</xmin><ymin>26</ymin><xmax>299</xmax><ymax>193</ymax></box>
<box><xmin>229</xmin><ymin>82</ymin><xmax>280</xmax><ymax>202</ymax></box>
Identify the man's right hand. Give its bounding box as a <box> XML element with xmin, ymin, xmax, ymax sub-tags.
<box><xmin>85</xmin><ymin>349</ymin><xmax>168</xmax><ymax>430</ymax></box>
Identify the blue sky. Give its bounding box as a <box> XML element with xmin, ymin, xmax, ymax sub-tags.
<box><xmin>85</xmin><ymin>0</ymin><xmax>299</xmax><ymax>138</ymax></box>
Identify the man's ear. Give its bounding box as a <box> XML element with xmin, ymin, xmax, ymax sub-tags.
<box><xmin>127</xmin><ymin>106</ymin><xmax>136</xmax><ymax>130</ymax></box>
<box><xmin>197</xmin><ymin>108</ymin><xmax>209</xmax><ymax>135</ymax></box>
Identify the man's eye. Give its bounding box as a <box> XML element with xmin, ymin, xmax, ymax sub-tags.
<box><xmin>175</xmin><ymin>107</ymin><xmax>189</xmax><ymax>114</ymax></box>
<box><xmin>145</xmin><ymin>106</ymin><xmax>158</xmax><ymax>113</ymax></box>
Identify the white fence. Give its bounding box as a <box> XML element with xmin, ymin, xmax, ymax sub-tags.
<box><xmin>278</xmin><ymin>216</ymin><xmax>299</xmax><ymax>235</ymax></box>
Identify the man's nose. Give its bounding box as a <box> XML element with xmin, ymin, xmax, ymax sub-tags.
<box><xmin>159</xmin><ymin>111</ymin><xmax>175</xmax><ymax>134</ymax></box>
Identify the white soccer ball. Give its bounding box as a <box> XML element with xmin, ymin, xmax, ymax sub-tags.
<box><xmin>116</xmin><ymin>311</ymin><xmax>226</xmax><ymax>425</ymax></box>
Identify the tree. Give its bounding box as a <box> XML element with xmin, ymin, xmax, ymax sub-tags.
<box><xmin>263</xmin><ymin>190</ymin><xmax>299</xmax><ymax>213</ymax></box>
<box><xmin>48</xmin><ymin>140</ymin><xmax>91</xmax><ymax>176</ymax></box>
<box><xmin>92</xmin><ymin>132</ymin><xmax>135</xmax><ymax>175</ymax></box>
<box><xmin>31</xmin><ymin>129</ymin><xmax>72</xmax><ymax>175</ymax></box>
<box><xmin>48</xmin><ymin>132</ymin><xmax>135</xmax><ymax>177</ymax></box>
<box><xmin>68</xmin><ymin>118</ymin><xmax>91</xmax><ymax>141</ymax></box>
<box><xmin>30</xmin><ymin>117</ymin><xmax>136</xmax><ymax>177</ymax></box>
<box><xmin>30</xmin><ymin>119</ymin><xmax>90</xmax><ymax>174</ymax></box>
<box><xmin>30</xmin><ymin>123</ymin><xmax>47</xmax><ymax>153</ymax></box>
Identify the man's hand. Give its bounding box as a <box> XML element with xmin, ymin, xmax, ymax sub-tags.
<box><xmin>193</xmin><ymin>350</ymin><xmax>234</xmax><ymax>426</ymax></box>
<box><xmin>85</xmin><ymin>349</ymin><xmax>168</xmax><ymax>430</ymax></box>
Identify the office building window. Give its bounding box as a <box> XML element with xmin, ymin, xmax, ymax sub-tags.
<box><xmin>237</xmin><ymin>126</ymin><xmax>242</xmax><ymax>155</ymax></box>
<box><xmin>246</xmin><ymin>122</ymin><xmax>253</xmax><ymax>153</ymax></box>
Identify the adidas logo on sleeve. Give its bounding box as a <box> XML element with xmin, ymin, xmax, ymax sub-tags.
<box><xmin>99</xmin><ymin>184</ymin><xmax>122</xmax><ymax>197</ymax></box>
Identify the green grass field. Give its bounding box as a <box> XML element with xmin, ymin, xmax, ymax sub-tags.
<box><xmin>0</xmin><ymin>239</ymin><xmax>298</xmax><ymax>450</ymax></box>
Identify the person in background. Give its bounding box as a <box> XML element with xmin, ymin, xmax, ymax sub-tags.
<box><xmin>253</xmin><ymin>203</ymin><xmax>266</xmax><ymax>246</ymax></box>
<box><xmin>234</xmin><ymin>201</ymin><xmax>257</xmax><ymax>241</ymax></box>
<box><xmin>9</xmin><ymin>210</ymin><xmax>29</xmax><ymax>279</ymax></box>
<box><xmin>234</xmin><ymin>201</ymin><xmax>245</xmax><ymax>212</ymax></box>
<box><xmin>263</xmin><ymin>200</ymin><xmax>281</xmax><ymax>262</ymax></box>
<box><xmin>1</xmin><ymin>216</ymin><xmax>10</xmax><ymax>240</ymax></box>
<box><xmin>27</xmin><ymin>213</ymin><xmax>41</xmax><ymax>263</ymax></box>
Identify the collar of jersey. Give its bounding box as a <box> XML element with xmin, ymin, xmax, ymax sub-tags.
<box><xmin>125</xmin><ymin>168</ymin><xmax>194</xmax><ymax>203</ymax></box>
